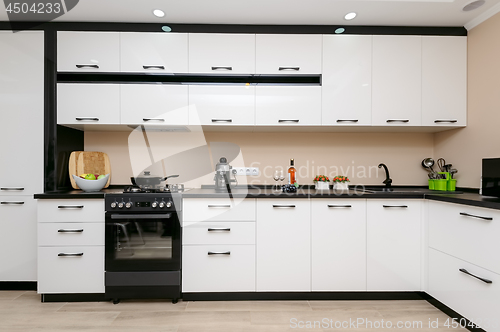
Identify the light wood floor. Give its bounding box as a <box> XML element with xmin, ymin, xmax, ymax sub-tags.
<box><xmin>0</xmin><ymin>291</ymin><xmax>467</xmax><ymax>331</ymax></box>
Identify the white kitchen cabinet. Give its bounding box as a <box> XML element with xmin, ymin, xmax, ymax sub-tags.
<box><xmin>322</xmin><ymin>35</ymin><xmax>372</xmax><ymax>126</ymax></box>
<box><xmin>428</xmin><ymin>248</ymin><xmax>500</xmax><ymax>332</ymax></box>
<box><xmin>311</xmin><ymin>199</ymin><xmax>367</xmax><ymax>291</ymax></box>
<box><xmin>422</xmin><ymin>36</ymin><xmax>467</xmax><ymax>127</ymax></box>
<box><xmin>38</xmin><ymin>199</ymin><xmax>105</xmax><ymax>223</ymax></box>
<box><xmin>367</xmin><ymin>200</ymin><xmax>422</xmax><ymax>291</ymax></box>
<box><xmin>38</xmin><ymin>222</ymin><xmax>105</xmax><ymax>247</ymax></box>
<box><xmin>0</xmin><ymin>31</ymin><xmax>44</xmax><ymax>196</ymax></box>
<box><xmin>120</xmin><ymin>32</ymin><xmax>188</xmax><ymax>73</ymax></box>
<box><xmin>372</xmin><ymin>36</ymin><xmax>422</xmax><ymax>126</ymax></box>
<box><xmin>256</xmin><ymin>199</ymin><xmax>310</xmax><ymax>291</ymax></box>
<box><xmin>57</xmin><ymin>84</ymin><xmax>120</xmax><ymax>125</ymax></box>
<box><xmin>57</xmin><ymin>32</ymin><xmax>120</xmax><ymax>72</ymax></box>
<box><xmin>189</xmin><ymin>33</ymin><xmax>255</xmax><ymax>74</ymax></box>
<box><xmin>255</xmin><ymin>34</ymin><xmax>322</xmax><ymax>74</ymax></box>
<box><xmin>183</xmin><ymin>198</ymin><xmax>256</xmax><ymax>222</ymax></box>
<box><xmin>255</xmin><ymin>86</ymin><xmax>321</xmax><ymax>125</ymax></box>
<box><xmin>183</xmin><ymin>221</ymin><xmax>255</xmax><ymax>245</ymax></box>
<box><xmin>0</xmin><ymin>196</ymin><xmax>37</xmax><ymax>281</ymax></box>
<box><xmin>121</xmin><ymin>84</ymin><xmax>189</xmax><ymax>125</ymax></box>
<box><xmin>189</xmin><ymin>85</ymin><xmax>255</xmax><ymax>125</ymax></box>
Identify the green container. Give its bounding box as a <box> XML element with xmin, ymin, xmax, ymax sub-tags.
<box><xmin>447</xmin><ymin>179</ymin><xmax>457</xmax><ymax>191</ymax></box>
<box><xmin>428</xmin><ymin>179</ymin><xmax>435</xmax><ymax>190</ymax></box>
<box><xmin>434</xmin><ymin>179</ymin><xmax>448</xmax><ymax>191</ymax></box>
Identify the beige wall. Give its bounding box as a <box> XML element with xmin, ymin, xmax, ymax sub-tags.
<box><xmin>434</xmin><ymin>12</ymin><xmax>500</xmax><ymax>188</ymax></box>
<box><xmin>85</xmin><ymin>131</ymin><xmax>434</xmax><ymax>188</ymax></box>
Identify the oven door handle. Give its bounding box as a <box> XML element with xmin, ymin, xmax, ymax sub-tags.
<box><xmin>110</xmin><ymin>214</ymin><xmax>172</xmax><ymax>220</ymax></box>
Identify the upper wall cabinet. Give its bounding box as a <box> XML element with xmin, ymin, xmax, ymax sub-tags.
<box><xmin>57</xmin><ymin>32</ymin><xmax>120</xmax><ymax>72</ymax></box>
<box><xmin>372</xmin><ymin>36</ymin><xmax>422</xmax><ymax>126</ymax></box>
<box><xmin>120</xmin><ymin>33</ymin><xmax>188</xmax><ymax>73</ymax></box>
<box><xmin>422</xmin><ymin>36</ymin><xmax>467</xmax><ymax>126</ymax></box>
<box><xmin>188</xmin><ymin>33</ymin><xmax>256</xmax><ymax>74</ymax></box>
<box><xmin>255</xmin><ymin>34</ymin><xmax>322</xmax><ymax>74</ymax></box>
<box><xmin>322</xmin><ymin>35</ymin><xmax>372</xmax><ymax>126</ymax></box>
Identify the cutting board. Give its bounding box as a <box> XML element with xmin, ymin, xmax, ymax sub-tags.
<box><xmin>69</xmin><ymin>151</ymin><xmax>111</xmax><ymax>189</ymax></box>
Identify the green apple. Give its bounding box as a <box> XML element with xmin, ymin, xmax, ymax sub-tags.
<box><xmin>84</xmin><ymin>174</ymin><xmax>96</xmax><ymax>180</ymax></box>
<box><xmin>97</xmin><ymin>174</ymin><xmax>106</xmax><ymax>180</ymax></box>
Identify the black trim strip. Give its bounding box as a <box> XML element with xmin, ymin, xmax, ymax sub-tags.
<box><xmin>41</xmin><ymin>293</ymin><xmax>106</xmax><ymax>302</ymax></box>
<box><xmin>0</xmin><ymin>282</ymin><xmax>37</xmax><ymax>291</ymax></box>
<box><xmin>44</xmin><ymin>27</ymin><xmax>57</xmax><ymax>192</ymax></box>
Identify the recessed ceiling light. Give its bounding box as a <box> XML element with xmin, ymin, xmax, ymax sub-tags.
<box><xmin>335</xmin><ymin>28</ymin><xmax>346</xmax><ymax>34</ymax></box>
<box><xmin>344</xmin><ymin>12</ymin><xmax>357</xmax><ymax>20</ymax></box>
<box><xmin>462</xmin><ymin>0</ymin><xmax>485</xmax><ymax>11</ymax></box>
<box><xmin>153</xmin><ymin>9</ymin><xmax>165</xmax><ymax>18</ymax></box>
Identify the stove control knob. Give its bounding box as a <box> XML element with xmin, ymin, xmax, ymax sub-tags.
<box><xmin>118</xmin><ymin>202</ymin><xmax>124</xmax><ymax>209</ymax></box>
<box><xmin>125</xmin><ymin>201</ymin><xmax>132</xmax><ymax>209</ymax></box>
<box><xmin>110</xmin><ymin>201</ymin><xmax>117</xmax><ymax>209</ymax></box>
<box><xmin>159</xmin><ymin>201</ymin><xmax>165</xmax><ymax>209</ymax></box>
<box><xmin>166</xmin><ymin>201</ymin><xmax>173</xmax><ymax>208</ymax></box>
<box><xmin>151</xmin><ymin>201</ymin><xmax>158</xmax><ymax>208</ymax></box>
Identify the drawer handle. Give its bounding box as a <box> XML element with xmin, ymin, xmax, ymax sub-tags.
<box><xmin>207</xmin><ymin>228</ymin><xmax>231</xmax><ymax>232</ymax></box>
<box><xmin>211</xmin><ymin>66</ymin><xmax>232</xmax><ymax>71</ymax></box>
<box><xmin>57</xmin><ymin>205</ymin><xmax>84</xmax><ymax>209</ymax></box>
<box><xmin>75</xmin><ymin>117</ymin><xmax>99</xmax><ymax>122</ymax></box>
<box><xmin>278</xmin><ymin>119</ymin><xmax>300</xmax><ymax>123</ymax></box>
<box><xmin>58</xmin><ymin>229</ymin><xmax>84</xmax><ymax>233</ymax></box>
<box><xmin>383</xmin><ymin>205</ymin><xmax>408</xmax><ymax>208</ymax></box>
<box><xmin>273</xmin><ymin>204</ymin><xmax>296</xmax><ymax>208</ymax></box>
<box><xmin>459</xmin><ymin>212</ymin><xmax>493</xmax><ymax>221</ymax></box>
<box><xmin>327</xmin><ymin>204</ymin><xmax>352</xmax><ymax>208</ymax></box>
<box><xmin>434</xmin><ymin>119</ymin><xmax>458</xmax><ymax>123</ymax></box>
<box><xmin>459</xmin><ymin>268</ymin><xmax>492</xmax><ymax>284</ymax></box>
<box><xmin>386</xmin><ymin>119</ymin><xmax>410</xmax><ymax>123</ymax></box>
<box><xmin>58</xmin><ymin>253</ymin><xmax>84</xmax><ymax>257</ymax></box>
<box><xmin>1</xmin><ymin>201</ymin><xmax>24</xmax><ymax>205</ymax></box>
<box><xmin>208</xmin><ymin>251</ymin><xmax>231</xmax><ymax>256</ymax></box>
<box><xmin>207</xmin><ymin>205</ymin><xmax>231</xmax><ymax>208</ymax></box>
<box><xmin>143</xmin><ymin>118</ymin><xmax>165</xmax><ymax>122</ymax></box>
<box><xmin>337</xmin><ymin>119</ymin><xmax>359</xmax><ymax>123</ymax></box>
<box><xmin>278</xmin><ymin>66</ymin><xmax>300</xmax><ymax>71</ymax></box>
<box><xmin>211</xmin><ymin>119</ymin><xmax>233</xmax><ymax>123</ymax></box>
<box><xmin>143</xmin><ymin>65</ymin><xmax>165</xmax><ymax>70</ymax></box>
<box><xmin>0</xmin><ymin>187</ymin><xmax>24</xmax><ymax>191</ymax></box>
<box><xmin>76</xmin><ymin>64</ymin><xmax>99</xmax><ymax>69</ymax></box>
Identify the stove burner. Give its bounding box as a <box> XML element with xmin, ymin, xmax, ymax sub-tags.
<box><xmin>123</xmin><ymin>184</ymin><xmax>184</xmax><ymax>194</ymax></box>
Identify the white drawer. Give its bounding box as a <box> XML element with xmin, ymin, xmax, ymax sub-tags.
<box><xmin>38</xmin><ymin>199</ymin><xmax>105</xmax><ymax>223</ymax></box>
<box><xmin>182</xmin><ymin>244</ymin><xmax>255</xmax><ymax>292</ymax></box>
<box><xmin>38</xmin><ymin>222</ymin><xmax>104</xmax><ymax>246</ymax></box>
<box><xmin>428</xmin><ymin>248</ymin><xmax>500</xmax><ymax>332</ymax></box>
<box><xmin>183</xmin><ymin>198</ymin><xmax>255</xmax><ymax>222</ymax></box>
<box><xmin>37</xmin><ymin>246</ymin><xmax>104</xmax><ymax>294</ymax></box>
<box><xmin>429</xmin><ymin>201</ymin><xmax>500</xmax><ymax>274</ymax></box>
<box><xmin>183</xmin><ymin>221</ymin><xmax>255</xmax><ymax>245</ymax></box>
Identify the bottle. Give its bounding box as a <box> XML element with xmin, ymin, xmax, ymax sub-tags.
<box><xmin>288</xmin><ymin>159</ymin><xmax>296</xmax><ymax>184</ymax></box>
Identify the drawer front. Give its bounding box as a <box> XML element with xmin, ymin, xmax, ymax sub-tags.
<box><xmin>429</xmin><ymin>201</ymin><xmax>500</xmax><ymax>274</ymax></box>
<box><xmin>183</xmin><ymin>221</ymin><xmax>255</xmax><ymax>245</ymax></box>
<box><xmin>38</xmin><ymin>246</ymin><xmax>105</xmax><ymax>294</ymax></box>
<box><xmin>182</xmin><ymin>245</ymin><xmax>255</xmax><ymax>292</ymax></box>
<box><xmin>38</xmin><ymin>223</ymin><xmax>105</xmax><ymax>246</ymax></box>
<box><xmin>428</xmin><ymin>248</ymin><xmax>500</xmax><ymax>331</ymax></box>
<box><xmin>183</xmin><ymin>198</ymin><xmax>256</xmax><ymax>222</ymax></box>
<box><xmin>38</xmin><ymin>199</ymin><xmax>105</xmax><ymax>223</ymax></box>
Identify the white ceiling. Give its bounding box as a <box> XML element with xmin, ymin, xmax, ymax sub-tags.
<box><xmin>1</xmin><ymin>0</ymin><xmax>500</xmax><ymax>30</ymax></box>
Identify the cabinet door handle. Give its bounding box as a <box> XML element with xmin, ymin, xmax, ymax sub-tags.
<box><xmin>273</xmin><ymin>204</ymin><xmax>296</xmax><ymax>208</ymax></box>
<box><xmin>208</xmin><ymin>251</ymin><xmax>231</xmax><ymax>256</ymax></box>
<box><xmin>57</xmin><ymin>205</ymin><xmax>84</xmax><ymax>209</ymax></box>
<box><xmin>58</xmin><ymin>229</ymin><xmax>84</xmax><ymax>233</ymax></box>
<box><xmin>278</xmin><ymin>66</ymin><xmax>300</xmax><ymax>71</ymax></box>
<box><xmin>434</xmin><ymin>119</ymin><xmax>458</xmax><ymax>123</ymax></box>
<box><xmin>337</xmin><ymin>119</ymin><xmax>359</xmax><ymax>123</ymax></box>
<box><xmin>211</xmin><ymin>119</ymin><xmax>233</xmax><ymax>123</ymax></box>
<box><xmin>459</xmin><ymin>212</ymin><xmax>493</xmax><ymax>221</ymax></box>
<box><xmin>58</xmin><ymin>253</ymin><xmax>84</xmax><ymax>257</ymax></box>
<box><xmin>143</xmin><ymin>118</ymin><xmax>165</xmax><ymax>122</ymax></box>
<box><xmin>207</xmin><ymin>228</ymin><xmax>231</xmax><ymax>232</ymax></box>
<box><xmin>75</xmin><ymin>117</ymin><xmax>99</xmax><ymax>122</ymax></box>
<box><xmin>383</xmin><ymin>205</ymin><xmax>408</xmax><ymax>208</ymax></box>
<box><xmin>386</xmin><ymin>119</ymin><xmax>409</xmax><ymax>123</ymax></box>
<box><xmin>1</xmin><ymin>201</ymin><xmax>24</xmax><ymax>205</ymax></box>
<box><xmin>143</xmin><ymin>65</ymin><xmax>165</xmax><ymax>70</ymax></box>
<box><xmin>327</xmin><ymin>204</ymin><xmax>352</xmax><ymax>208</ymax></box>
<box><xmin>278</xmin><ymin>119</ymin><xmax>300</xmax><ymax>123</ymax></box>
<box><xmin>76</xmin><ymin>64</ymin><xmax>99</xmax><ymax>69</ymax></box>
<box><xmin>211</xmin><ymin>66</ymin><xmax>232</xmax><ymax>71</ymax></box>
<box><xmin>207</xmin><ymin>205</ymin><xmax>231</xmax><ymax>208</ymax></box>
<box><xmin>459</xmin><ymin>268</ymin><xmax>493</xmax><ymax>284</ymax></box>
<box><xmin>0</xmin><ymin>187</ymin><xmax>24</xmax><ymax>191</ymax></box>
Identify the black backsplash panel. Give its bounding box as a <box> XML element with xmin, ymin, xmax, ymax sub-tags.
<box><xmin>56</xmin><ymin>125</ymin><xmax>84</xmax><ymax>190</ymax></box>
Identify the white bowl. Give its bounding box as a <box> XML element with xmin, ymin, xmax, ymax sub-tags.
<box><xmin>72</xmin><ymin>174</ymin><xmax>109</xmax><ymax>192</ymax></box>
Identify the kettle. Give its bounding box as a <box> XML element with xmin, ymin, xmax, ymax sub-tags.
<box><xmin>214</xmin><ymin>157</ymin><xmax>237</xmax><ymax>192</ymax></box>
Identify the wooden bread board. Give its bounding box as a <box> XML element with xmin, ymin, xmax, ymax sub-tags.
<box><xmin>69</xmin><ymin>151</ymin><xmax>111</xmax><ymax>189</ymax></box>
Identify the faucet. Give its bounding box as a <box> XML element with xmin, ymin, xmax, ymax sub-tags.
<box><xmin>378</xmin><ymin>163</ymin><xmax>393</xmax><ymax>189</ymax></box>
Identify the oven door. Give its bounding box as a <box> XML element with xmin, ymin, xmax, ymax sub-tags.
<box><xmin>105</xmin><ymin>212</ymin><xmax>181</xmax><ymax>272</ymax></box>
